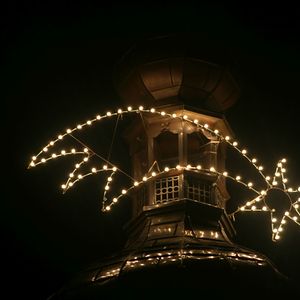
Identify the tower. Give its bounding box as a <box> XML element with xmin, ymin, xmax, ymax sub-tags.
<box><xmin>48</xmin><ymin>37</ymin><xmax>288</xmax><ymax>297</ymax></box>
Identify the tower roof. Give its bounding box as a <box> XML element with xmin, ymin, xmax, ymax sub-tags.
<box><xmin>114</xmin><ymin>35</ymin><xmax>240</xmax><ymax>112</ymax></box>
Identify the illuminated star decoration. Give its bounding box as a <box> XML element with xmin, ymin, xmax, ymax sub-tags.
<box><xmin>27</xmin><ymin>106</ymin><xmax>300</xmax><ymax>241</ymax></box>
<box><xmin>230</xmin><ymin>158</ymin><xmax>300</xmax><ymax>241</ymax></box>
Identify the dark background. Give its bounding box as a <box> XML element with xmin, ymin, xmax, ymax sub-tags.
<box><xmin>3</xmin><ymin>2</ymin><xmax>300</xmax><ymax>298</ymax></box>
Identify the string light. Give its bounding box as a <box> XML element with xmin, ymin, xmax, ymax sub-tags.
<box><xmin>27</xmin><ymin>106</ymin><xmax>299</xmax><ymax>241</ymax></box>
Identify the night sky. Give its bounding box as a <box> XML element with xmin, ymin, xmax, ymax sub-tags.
<box><xmin>3</xmin><ymin>2</ymin><xmax>300</xmax><ymax>298</ymax></box>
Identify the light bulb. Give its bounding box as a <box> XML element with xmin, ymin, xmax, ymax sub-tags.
<box><xmin>118</xmin><ymin>109</ymin><xmax>122</xmax><ymax>114</ymax></box>
<box><xmin>233</xmin><ymin>141</ymin><xmax>238</xmax><ymax>147</ymax></box>
<box><xmin>92</xmin><ymin>168</ymin><xmax>96</xmax><ymax>173</ymax></box>
<box><xmin>83</xmin><ymin>148</ymin><xmax>88</xmax><ymax>153</ymax></box>
<box><xmin>69</xmin><ymin>173</ymin><xmax>74</xmax><ymax>177</ymax></box>
<box><xmin>83</xmin><ymin>157</ymin><xmax>89</xmax><ymax>162</ymax></box>
<box><xmin>113</xmin><ymin>198</ymin><xmax>118</xmax><ymax>203</ymax></box>
<box><xmin>193</xmin><ymin>119</ymin><xmax>198</xmax><ymax>124</ymax></box>
<box><xmin>87</xmin><ymin>120</ymin><xmax>92</xmax><ymax>125</ymax></box>
<box><xmin>242</xmin><ymin>149</ymin><xmax>247</xmax><ymax>154</ymax></box>
<box><xmin>277</xmin><ymin>162</ymin><xmax>282</xmax><ymax>167</ymax></box>
<box><xmin>204</xmin><ymin>124</ymin><xmax>209</xmax><ymax>129</ymax></box>
<box><xmin>241</xmin><ymin>207</ymin><xmax>245</xmax><ymax>211</ymax></box>
<box><xmin>186</xmin><ymin>164</ymin><xmax>191</xmax><ymax>169</ymax></box>
<box><xmin>214</xmin><ymin>129</ymin><xmax>219</xmax><ymax>134</ymax></box>
<box><xmin>284</xmin><ymin>211</ymin><xmax>289</xmax><ymax>216</ymax></box>
<box><xmin>272</xmin><ymin>181</ymin><xmax>278</xmax><ymax>186</ymax></box>
<box><xmin>252</xmin><ymin>158</ymin><xmax>257</xmax><ymax>163</ymax></box>
<box><xmin>32</xmin><ymin>156</ymin><xmax>37</xmax><ymax>161</ymax></box>
<box><xmin>248</xmin><ymin>182</ymin><xmax>253</xmax><ymax>187</ymax></box>
<box><xmin>61</xmin><ymin>150</ymin><xmax>66</xmax><ymax>155</ymax></box>
<box><xmin>210</xmin><ymin>167</ymin><xmax>215</xmax><ymax>172</ymax></box>
<box><xmin>127</xmin><ymin>106</ymin><xmax>132</xmax><ymax>111</ymax></box>
<box><xmin>172</xmin><ymin>113</ymin><xmax>176</xmax><ymax>118</ymax></box>
<box><xmin>150</xmin><ymin>108</ymin><xmax>155</xmax><ymax>113</ymax></box>
<box><xmin>41</xmin><ymin>158</ymin><xmax>46</xmax><ymax>163</ymax></box>
<box><xmin>275</xmin><ymin>235</ymin><xmax>280</xmax><ymax>240</ymax></box>
<box><xmin>272</xmin><ymin>218</ymin><xmax>277</xmax><ymax>223</ymax></box>
<box><xmin>275</xmin><ymin>172</ymin><xmax>280</xmax><ymax>177</ymax></box>
<box><xmin>96</xmin><ymin>115</ymin><xmax>101</xmax><ymax>120</ymax></box>
<box><xmin>122</xmin><ymin>189</ymin><xmax>127</xmax><ymax>194</ymax></box>
<box><xmin>151</xmin><ymin>172</ymin><xmax>156</xmax><ymax>177</ymax></box>
<box><xmin>30</xmin><ymin>161</ymin><xmax>35</xmax><ymax>167</ymax></box>
<box><xmin>142</xmin><ymin>176</ymin><xmax>147</xmax><ymax>181</ymax></box>
<box><xmin>266</xmin><ymin>176</ymin><xmax>271</xmax><ymax>181</ymax></box>
<box><xmin>43</xmin><ymin>147</ymin><xmax>48</xmax><ymax>152</ymax></box>
<box><xmin>103</xmin><ymin>165</ymin><xmax>107</xmax><ymax>170</ymax></box>
<box><xmin>69</xmin><ymin>182</ymin><xmax>73</xmax><ymax>187</ymax></box>
<box><xmin>196</xmin><ymin>165</ymin><xmax>201</xmax><ymax>170</ymax></box>
<box><xmin>61</xmin><ymin>184</ymin><xmax>66</xmax><ymax>189</ymax></box>
<box><xmin>108</xmin><ymin>177</ymin><xmax>112</xmax><ymax>182</ymax></box>
<box><xmin>71</xmin><ymin>148</ymin><xmax>76</xmax><ymax>153</ymax></box>
<box><xmin>77</xmin><ymin>125</ymin><xmax>82</xmax><ymax>129</ymax></box>
<box><xmin>139</xmin><ymin>106</ymin><xmax>144</xmax><ymax>111</ymax></box>
<box><xmin>262</xmin><ymin>206</ymin><xmax>267</xmax><ymax>211</ymax></box>
<box><xmin>225</xmin><ymin>136</ymin><xmax>230</xmax><ymax>141</ymax></box>
<box><xmin>52</xmin><ymin>153</ymin><xmax>57</xmax><ymax>158</ymax></box>
<box><xmin>273</xmin><ymin>228</ymin><xmax>278</xmax><ymax>233</ymax></box>
<box><xmin>278</xmin><ymin>227</ymin><xmax>283</xmax><ymax>232</ymax></box>
<box><xmin>134</xmin><ymin>181</ymin><xmax>139</xmax><ymax>186</ymax></box>
<box><xmin>58</xmin><ymin>135</ymin><xmax>63</xmax><ymax>139</ymax></box>
<box><xmin>50</xmin><ymin>141</ymin><xmax>54</xmax><ymax>146</ymax></box>
<box><xmin>281</xmin><ymin>158</ymin><xmax>287</xmax><ymax>163</ymax></box>
<box><xmin>113</xmin><ymin>167</ymin><xmax>117</xmax><ymax>171</ymax></box>
<box><xmin>288</xmin><ymin>188</ymin><xmax>293</xmax><ymax>192</ymax></box>
<box><xmin>295</xmin><ymin>204</ymin><xmax>299</xmax><ymax>209</ymax></box>
<box><xmin>246</xmin><ymin>202</ymin><xmax>251</xmax><ymax>206</ymax></box>
<box><xmin>75</xmin><ymin>164</ymin><xmax>80</xmax><ymax>168</ymax></box>
<box><xmin>164</xmin><ymin>167</ymin><xmax>169</xmax><ymax>172</ymax></box>
<box><xmin>105</xmin><ymin>186</ymin><xmax>109</xmax><ymax>190</ymax></box>
<box><xmin>78</xmin><ymin>174</ymin><xmax>82</xmax><ymax>179</ymax></box>
<box><xmin>281</xmin><ymin>168</ymin><xmax>286</xmax><ymax>173</ymax></box>
<box><xmin>293</xmin><ymin>216</ymin><xmax>298</xmax><ymax>221</ymax></box>
<box><xmin>236</xmin><ymin>176</ymin><xmax>241</xmax><ymax>181</ymax></box>
<box><xmin>223</xmin><ymin>172</ymin><xmax>228</xmax><ymax>176</ymax></box>
<box><xmin>161</xmin><ymin>111</ymin><xmax>166</xmax><ymax>116</ymax></box>
<box><xmin>251</xmin><ymin>206</ymin><xmax>256</xmax><ymax>210</ymax></box>
<box><xmin>183</xmin><ymin>115</ymin><xmax>188</xmax><ymax>120</ymax></box>
<box><xmin>106</xmin><ymin>112</ymin><xmax>112</xmax><ymax>116</ymax></box>
<box><xmin>261</xmin><ymin>190</ymin><xmax>266</xmax><ymax>195</ymax></box>
<box><xmin>106</xmin><ymin>206</ymin><xmax>111</xmax><ymax>211</ymax></box>
<box><xmin>258</xmin><ymin>166</ymin><xmax>263</xmax><ymax>171</ymax></box>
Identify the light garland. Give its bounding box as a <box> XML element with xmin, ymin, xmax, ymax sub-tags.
<box><xmin>28</xmin><ymin>106</ymin><xmax>300</xmax><ymax>241</ymax></box>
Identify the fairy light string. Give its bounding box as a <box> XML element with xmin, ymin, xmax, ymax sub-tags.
<box><xmin>28</xmin><ymin>106</ymin><xmax>300</xmax><ymax>241</ymax></box>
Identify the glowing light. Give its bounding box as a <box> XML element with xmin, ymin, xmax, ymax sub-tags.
<box><xmin>232</xmin><ymin>141</ymin><xmax>238</xmax><ymax>147</ymax></box>
<box><xmin>161</xmin><ymin>111</ymin><xmax>166</xmax><ymax>116</ymax></box>
<box><xmin>30</xmin><ymin>161</ymin><xmax>35</xmax><ymax>167</ymax></box>
<box><xmin>52</xmin><ymin>153</ymin><xmax>57</xmax><ymax>158</ymax></box>
<box><xmin>183</xmin><ymin>115</ymin><xmax>188</xmax><ymax>120</ymax></box>
<box><xmin>262</xmin><ymin>206</ymin><xmax>267</xmax><ymax>211</ymax></box>
<box><xmin>223</xmin><ymin>172</ymin><xmax>228</xmax><ymax>176</ymax></box>
<box><xmin>96</xmin><ymin>115</ymin><xmax>101</xmax><ymax>120</ymax></box>
<box><xmin>61</xmin><ymin>184</ymin><xmax>66</xmax><ymax>189</ymax></box>
<box><xmin>103</xmin><ymin>165</ymin><xmax>108</xmax><ymax>170</ymax></box>
<box><xmin>236</xmin><ymin>176</ymin><xmax>241</xmax><ymax>181</ymax></box>
<box><xmin>105</xmin><ymin>206</ymin><xmax>111</xmax><ymax>211</ymax></box>
<box><xmin>258</xmin><ymin>166</ymin><xmax>263</xmax><ymax>171</ymax></box>
<box><xmin>248</xmin><ymin>182</ymin><xmax>253</xmax><ymax>187</ymax></box>
<box><xmin>61</xmin><ymin>150</ymin><xmax>66</xmax><ymax>155</ymax></box>
<box><xmin>83</xmin><ymin>157</ymin><xmax>89</xmax><ymax>162</ymax></box>
<box><xmin>266</xmin><ymin>176</ymin><xmax>271</xmax><ymax>181</ymax></box>
<box><xmin>41</xmin><ymin>158</ymin><xmax>46</xmax><ymax>163</ymax></box>
<box><xmin>293</xmin><ymin>216</ymin><xmax>298</xmax><ymax>221</ymax></box>
<box><xmin>225</xmin><ymin>136</ymin><xmax>230</xmax><ymax>141</ymax></box>
<box><xmin>117</xmin><ymin>109</ymin><xmax>122</xmax><ymax>114</ymax></box>
<box><xmin>252</xmin><ymin>158</ymin><xmax>257</xmax><ymax>163</ymax></box>
<box><xmin>113</xmin><ymin>198</ymin><xmax>118</xmax><ymax>203</ymax></box>
<box><xmin>75</xmin><ymin>164</ymin><xmax>80</xmax><ymax>168</ymax></box>
<box><xmin>214</xmin><ymin>129</ymin><xmax>219</xmax><ymax>134</ymax></box>
<box><xmin>121</xmin><ymin>189</ymin><xmax>127</xmax><ymax>194</ymax></box>
<box><xmin>58</xmin><ymin>135</ymin><xmax>63</xmax><ymax>139</ymax></box>
<box><xmin>138</xmin><ymin>106</ymin><xmax>144</xmax><ymax>111</ymax></box>
<box><xmin>172</xmin><ymin>113</ymin><xmax>177</xmax><ymax>118</ymax></box>
<box><xmin>106</xmin><ymin>112</ymin><xmax>112</xmax><ymax>116</ymax></box>
<box><xmin>242</xmin><ymin>149</ymin><xmax>247</xmax><ymax>155</ymax></box>
<box><xmin>193</xmin><ymin>119</ymin><xmax>199</xmax><ymax>124</ymax></box>
<box><xmin>127</xmin><ymin>106</ymin><xmax>132</xmax><ymax>111</ymax></box>
<box><xmin>204</xmin><ymin>124</ymin><xmax>209</xmax><ymax>129</ymax></box>
<box><xmin>284</xmin><ymin>212</ymin><xmax>289</xmax><ymax>216</ymax></box>
<box><xmin>77</xmin><ymin>125</ymin><xmax>82</xmax><ymax>129</ymax></box>
<box><xmin>107</xmin><ymin>177</ymin><xmax>112</xmax><ymax>182</ymax></box>
<box><xmin>87</xmin><ymin>120</ymin><xmax>92</xmax><ymax>125</ymax></box>
<box><xmin>282</xmin><ymin>158</ymin><xmax>287</xmax><ymax>163</ymax></box>
<box><xmin>151</xmin><ymin>172</ymin><xmax>157</xmax><ymax>177</ymax></box>
<box><xmin>272</xmin><ymin>218</ymin><xmax>277</xmax><ymax>223</ymax></box>
<box><xmin>105</xmin><ymin>186</ymin><xmax>109</xmax><ymax>191</ymax></box>
<box><xmin>142</xmin><ymin>176</ymin><xmax>147</xmax><ymax>181</ymax></box>
<box><xmin>196</xmin><ymin>165</ymin><xmax>202</xmax><ymax>170</ymax></box>
<box><xmin>209</xmin><ymin>167</ymin><xmax>215</xmax><ymax>172</ymax></box>
<box><xmin>164</xmin><ymin>167</ymin><xmax>169</xmax><ymax>172</ymax></box>
<box><xmin>134</xmin><ymin>181</ymin><xmax>139</xmax><ymax>186</ymax></box>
